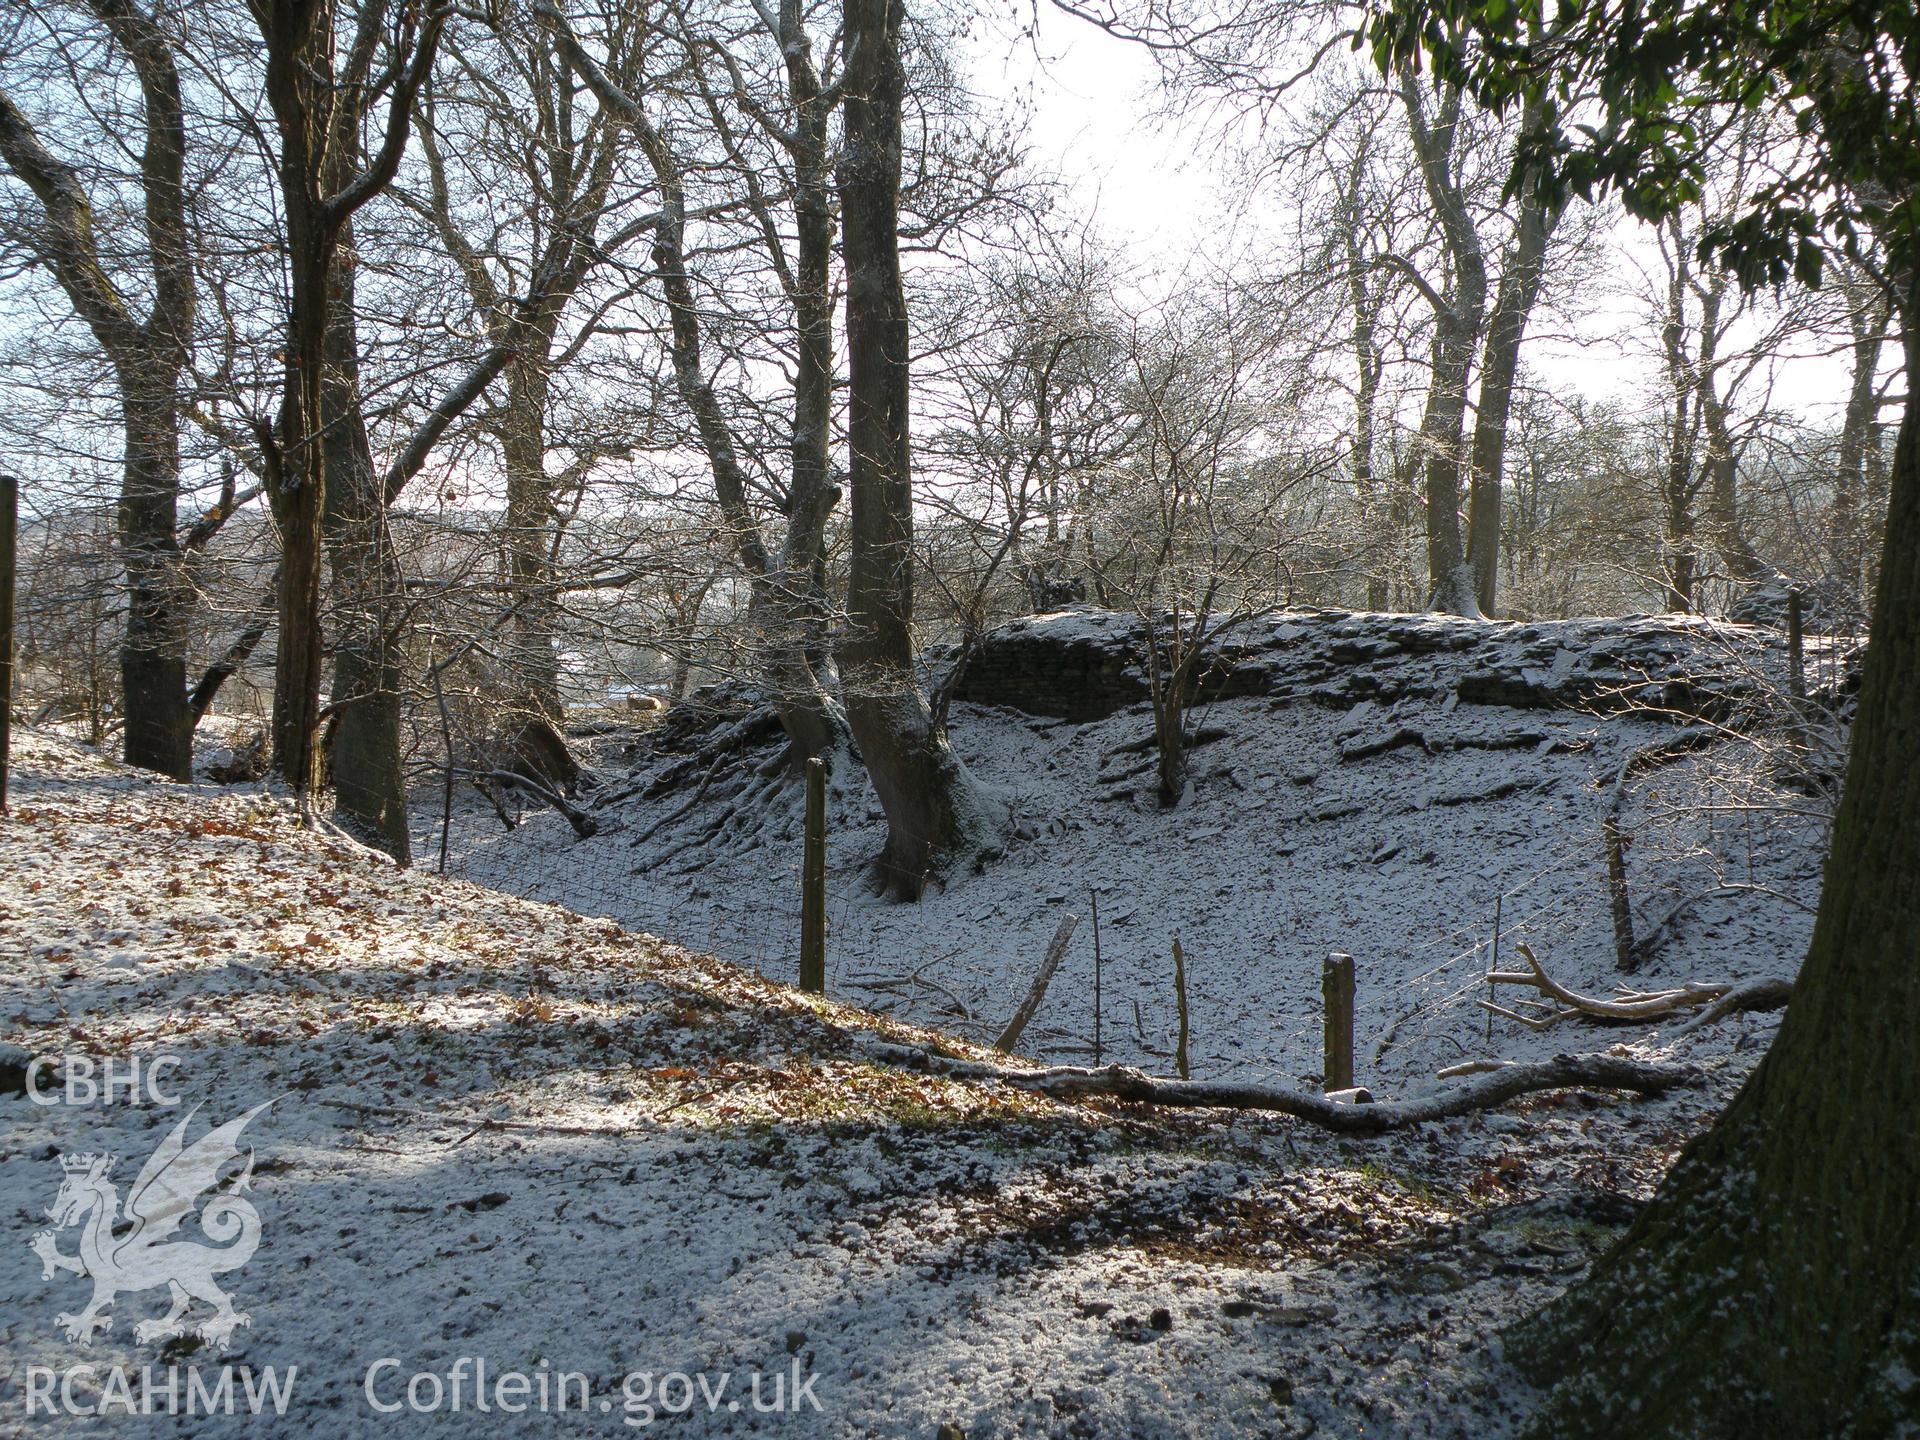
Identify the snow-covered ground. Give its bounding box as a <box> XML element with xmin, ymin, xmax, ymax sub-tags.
<box><xmin>2</xmin><ymin>720</ymin><xmax>1781</xmax><ymax>1439</ymax></box>
<box><xmin>436</xmin><ymin>609</ymin><xmax>1824</xmax><ymax>1095</ymax></box>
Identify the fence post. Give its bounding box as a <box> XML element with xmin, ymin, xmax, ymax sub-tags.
<box><xmin>1486</xmin><ymin>891</ymin><xmax>1502</xmax><ymax>1044</ymax></box>
<box><xmin>1787</xmin><ymin>587</ymin><xmax>1806</xmax><ymax>703</ymax></box>
<box><xmin>1089</xmin><ymin>889</ymin><xmax>1103</xmax><ymax>1065</ymax></box>
<box><xmin>1171</xmin><ymin>935</ymin><xmax>1191</xmax><ymax>1080</ymax></box>
<box><xmin>1322</xmin><ymin>951</ymin><xmax>1355</xmax><ymax>1093</ymax></box>
<box><xmin>1605</xmin><ymin>816</ymin><xmax>1637</xmax><ymax>971</ymax></box>
<box><xmin>0</xmin><ymin>474</ymin><xmax>15</xmax><ymax>813</ymax></box>
<box><xmin>799</xmin><ymin>756</ymin><xmax>826</xmax><ymax>994</ymax></box>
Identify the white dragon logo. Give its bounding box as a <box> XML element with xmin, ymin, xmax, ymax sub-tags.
<box><xmin>29</xmin><ymin>1102</ymin><xmax>272</xmax><ymax>1348</ymax></box>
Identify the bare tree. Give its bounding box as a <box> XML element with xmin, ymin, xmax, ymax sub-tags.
<box><xmin>1644</xmin><ymin>202</ymin><xmax>1804</xmax><ymax>614</ymax></box>
<box><xmin>1463</xmin><ymin>87</ymin><xmax>1563</xmax><ymax>616</ymax></box>
<box><xmin>1831</xmin><ymin>256</ymin><xmax>1895</xmax><ymax>607</ymax></box>
<box><xmin>407</xmin><ymin>13</ymin><xmax>653</xmax><ymax>726</ymax></box>
<box><xmin>539</xmin><ymin>0</ymin><xmax>849</xmax><ymax>770</ymax></box>
<box><xmin>0</xmin><ymin>0</ymin><xmax>196</xmax><ymax>777</ymax></box>
<box><xmin>1086</xmin><ymin>289</ymin><xmax>1331</xmax><ymax>804</ymax></box>
<box><xmin>249</xmin><ymin>0</ymin><xmax>447</xmax><ymax>804</ymax></box>
<box><xmin>840</xmin><ymin>0</ymin><xmax>1002</xmax><ymax>895</ymax></box>
<box><xmin>1393</xmin><ymin>65</ymin><xmax>1487</xmax><ymax>616</ymax></box>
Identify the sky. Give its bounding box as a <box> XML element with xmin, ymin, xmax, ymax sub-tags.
<box><xmin>957</xmin><ymin>3</ymin><xmax>1872</xmax><ymax>426</ymax></box>
<box><xmin>965</xmin><ymin>4</ymin><xmax>1220</xmax><ymax>269</ymax></box>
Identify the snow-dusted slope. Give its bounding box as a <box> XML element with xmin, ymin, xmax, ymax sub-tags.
<box><xmin>2</xmin><ymin>729</ymin><xmax>1761</xmax><ymax>1438</ymax></box>
<box><xmin>442</xmin><ymin>609</ymin><xmax>1825</xmax><ymax>1097</ymax></box>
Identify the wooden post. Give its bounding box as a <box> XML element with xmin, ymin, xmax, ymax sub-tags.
<box><xmin>1089</xmin><ymin>890</ymin><xmax>1103</xmax><ymax>1065</ymax></box>
<box><xmin>0</xmin><ymin>474</ymin><xmax>15</xmax><ymax>813</ymax></box>
<box><xmin>1171</xmin><ymin>936</ymin><xmax>1191</xmax><ymax>1080</ymax></box>
<box><xmin>1605</xmin><ymin>816</ymin><xmax>1637</xmax><ymax>971</ymax></box>
<box><xmin>1486</xmin><ymin>891</ymin><xmax>1502</xmax><ymax>1044</ymax></box>
<box><xmin>799</xmin><ymin>756</ymin><xmax>827</xmax><ymax>994</ymax></box>
<box><xmin>1787</xmin><ymin>587</ymin><xmax>1806</xmax><ymax>702</ymax></box>
<box><xmin>1322</xmin><ymin>951</ymin><xmax>1355</xmax><ymax>1093</ymax></box>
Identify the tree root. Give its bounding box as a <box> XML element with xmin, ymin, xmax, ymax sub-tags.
<box><xmin>871</xmin><ymin>1043</ymin><xmax>1696</xmax><ymax>1134</ymax></box>
<box><xmin>463</xmin><ymin>768</ymin><xmax>598</xmax><ymax>839</ymax></box>
<box><xmin>627</xmin><ymin>758</ymin><xmax>722</xmax><ymax>847</ymax></box>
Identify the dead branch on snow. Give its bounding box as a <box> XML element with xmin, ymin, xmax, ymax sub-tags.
<box><xmin>1482</xmin><ymin>940</ymin><xmax>1790</xmax><ymax>1030</ymax></box>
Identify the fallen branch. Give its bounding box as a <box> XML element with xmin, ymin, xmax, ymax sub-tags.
<box><xmin>1435</xmin><ymin>1058</ymin><xmax>1510</xmax><ymax>1079</ymax></box>
<box><xmin>1484</xmin><ymin>940</ymin><xmax>1790</xmax><ymax>1029</ymax></box>
<box><xmin>1668</xmin><ymin>978</ymin><xmax>1794</xmax><ymax>1036</ymax></box>
<box><xmin>323</xmin><ymin>1098</ymin><xmax>645</xmax><ymax>1138</ymax></box>
<box><xmin>995</xmin><ymin>912</ymin><xmax>1079</xmax><ymax>1053</ymax></box>
<box><xmin>872</xmin><ymin>1044</ymin><xmax>1695</xmax><ymax>1134</ymax></box>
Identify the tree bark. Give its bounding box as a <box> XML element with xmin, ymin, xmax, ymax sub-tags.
<box><xmin>765</xmin><ymin>0</ymin><xmax>848</xmax><ymax>764</ymax></box>
<box><xmin>260</xmin><ymin>0</ymin><xmax>334</xmax><ymax>794</ymax></box>
<box><xmin>839</xmin><ymin>0</ymin><xmax>999</xmax><ymax>898</ymax></box>
<box><xmin>1466</xmin><ymin>98</ymin><xmax>1558</xmax><ymax>618</ymax></box>
<box><xmin>320</xmin><ymin>228</ymin><xmax>411</xmax><ymax>863</ymax></box>
<box><xmin>1400</xmin><ymin>72</ymin><xmax>1487</xmax><ymax>618</ymax></box>
<box><xmin>1832</xmin><ymin>276</ymin><xmax>1890</xmax><ymax>607</ymax></box>
<box><xmin>1338</xmin><ymin>139</ymin><xmax>1391</xmax><ymax>611</ymax></box>
<box><xmin>115</xmin><ymin>371</ymin><xmax>193</xmax><ymax>780</ymax></box>
<box><xmin>501</xmin><ymin>351</ymin><xmax>564</xmax><ymax>722</ymax></box>
<box><xmin>1660</xmin><ymin>238</ymin><xmax>1700</xmax><ymax>613</ymax></box>
<box><xmin>255</xmin><ymin>0</ymin><xmax>443</xmax><ymax>798</ymax></box>
<box><xmin>0</xmin><ymin>0</ymin><xmax>195</xmax><ymax>780</ymax></box>
<box><xmin>1518</xmin><ymin>264</ymin><xmax>1920</xmax><ymax>1439</ymax></box>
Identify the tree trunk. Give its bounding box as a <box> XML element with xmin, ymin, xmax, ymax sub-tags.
<box><xmin>501</xmin><ymin>352</ymin><xmax>563</xmax><ymax>723</ymax></box>
<box><xmin>1352</xmin><ymin>309</ymin><xmax>1391</xmax><ymax>613</ymax></box>
<box><xmin>1660</xmin><ymin>290</ymin><xmax>1698</xmax><ymax>612</ymax></box>
<box><xmin>1337</xmin><ymin>134</ymin><xmax>1390</xmax><ymax>612</ymax></box>
<box><xmin>116</xmin><ymin>374</ymin><xmax>192</xmax><ymax>779</ymax></box>
<box><xmin>321</xmin><ymin>235</ymin><xmax>411</xmax><ymax>863</ymax></box>
<box><xmin>764</xmin><ymin>0</ymin><xmax>848</xmax><ymax>767</ymax></box>
<box><xmin>266</xmin><ymin>376</ymin><xmax>328</xmax><ymax>795</ymax></box>
<box><xmin>1400</xmin><ymin>72</ymin><xmax>1487</xmax><ymax>619</ymax></box>
<box><xmin>839</xmin><ymin>0</ymin><xmax>999</xmax><ymax>899</ymax></box>
<box><xmin>1466</xmin><ymin>111</ymin><xmax>1556</xmax><ymax>618</ymax></box>
<box><xmin>1417</xmin><ymin>307</ymin><xmax>1483</xmax><ymax>617</ymax></box>
<box><xmin>1150</xmin><ymin>675</ymin><xmax>1189</xmax><ymax>808</ymax></box>
<box><xmin>261</xmin><ymin>0</ymin><xmax>336</xmax><ymax>796</ymax></box>
<box><xmin>1517</xmin><ymin>267</ymin><xmax>1920</xmax><ymax>1439</ymax></box>
<box><xmin>1832</xmin><ymin>279</ymin><xmax>1889</xmax><ymax>607</ymax></box>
